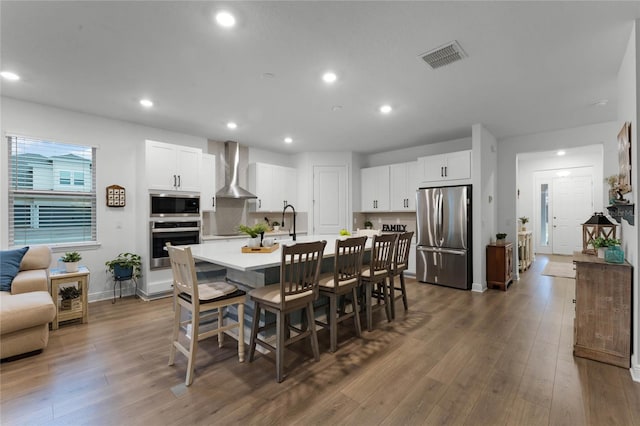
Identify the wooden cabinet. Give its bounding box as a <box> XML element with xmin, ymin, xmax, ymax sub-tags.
<box><xmin>248</xmin><ymin>162</ymin><xmax>297</xmax><ymax>212</ymax></box>
<box><xmin>573</xmin><ymin>253</ymin><xmax>631</xmax><ymax>368</ymax></box>
<box><xmin>146</xmin><ymin>140</ymin><xmax>202</xmax><ymax>192</ymax></box>
<box><xmin>361</xmin><ymin>165</ymin><xmax>390</xmax><ymax>211</ymax></box>
<box><xmin>417</xmin><ymin>150</ymin><xmax>471</xmax><ymax>184</ymax></box>
<box><xmin>389</xmin><ymin>162</ymin><xmax>417</xmax><ymax>211</ymax></box>
<box><xmin>200</xmin><ymin>153</ymin><xmax>216</xmax><ymax>211</ymax></box>
<box><xmin>486</xmin><ymin>242</ymin><xmax>513</xmax><ymax>291</ymax></box>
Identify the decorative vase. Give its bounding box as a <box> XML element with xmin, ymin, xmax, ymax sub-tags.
<box><xmin>496</xmin><ymin>239</ymin><xmax>506</xmax><ymax>245</ymax></box>
<box><xmin>64</xmin><ymin>261</ymin><xmax>79</xmax><ymax>273</ymax></box>
<box><xmin>273</xmin><ymin>226</ymin><xmax>280</xmax><ymax>231</ymax></box>
<box><xmin>605</xmin><ymin>245</ymin><xmax>624</xmax><ymax>264</ymax></box>
<box><xmin>597</xmin><ymin>247</ymin><xmax>606</xmax><ymax>259</ymax></box>
<box><xmin>113</xmin><ymin>265</ymin><xmax>133</xmax><ymax>280</ymax></box>
<box><xmin>247</xmin><ymin>237</ymin><xmax>261</xmax><ymax>248</ymax></box>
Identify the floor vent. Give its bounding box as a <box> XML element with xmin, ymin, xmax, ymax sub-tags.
<box><xmin>419</xmin><ymin>40</ymin><xmax>467</xmax><ymax>69</ymax></box>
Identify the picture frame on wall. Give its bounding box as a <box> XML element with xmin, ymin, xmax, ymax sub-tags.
<box><xmin>617</xmin><ymin>121</ymin><xmax>632</xmax><ymax>194</ymax></box>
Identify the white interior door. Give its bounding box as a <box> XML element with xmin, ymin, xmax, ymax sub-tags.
<box><xmin>313</xmin><ymin>166</ymin><xmax>347</xmax><ymax>235</ymax></box>
<box><xmin>552</xmin><ymin>175</ymin><xmax>593</xmax><ymax>255</ymax></box>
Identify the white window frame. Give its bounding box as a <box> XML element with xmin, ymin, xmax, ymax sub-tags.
<box><xmin>7</xmin><ymin>135</ymin><xmax>97</xmax><ymax>247</ymax></box>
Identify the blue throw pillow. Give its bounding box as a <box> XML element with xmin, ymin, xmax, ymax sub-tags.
<box><xmin>0</xmin><ymin>246</ymin><xmax>29</xmax><ymax>292</ymax></box>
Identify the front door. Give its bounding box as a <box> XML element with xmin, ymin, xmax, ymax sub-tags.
<box><xmin>552</xmin><ymin>175</ymin><xmax>593</xmax><ymax>255</ymax></box>
<box><xmin>313</xmin><ymin>166</ymin><xmax>348</xmax><ymax>235</ymax></box>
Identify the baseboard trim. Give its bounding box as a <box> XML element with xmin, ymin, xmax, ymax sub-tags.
<box><xmin>471</xmin><ymin>282</ymin><xmax>486</xmax><ymax>293</ymax></box>
<box><xmin>631</xmin><ymin>361</ymin><xmax>640</xmax><ymax>382</ymax></box>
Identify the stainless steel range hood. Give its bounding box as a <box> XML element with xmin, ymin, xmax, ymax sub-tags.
<box><xmin>215</xmin><ymin>141</ymin><xmax>257</xmax><ymax>199</ymax></box>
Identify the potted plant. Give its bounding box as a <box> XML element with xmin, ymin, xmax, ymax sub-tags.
<box><xmin>590</xmin><ymin>236</ymin><xmax>621</xmax><ymax>258</ymax></box>
<box><xmin>105</xmin><ymin>252</ymin><xmax>142</xmax><ymax>280</ymax></box>
<box><xmin>519</xmin><ymin>216</ymin><xmax>529</xmax><ymax>231</ymax></box>
<box><xmin>60</xmin><ymin>251</ymin><xmax>82</xmax><ymax>272</ymax></box>
<box><xmin>59</xmin><ymin>285</ymin><xmax>82</xmax><ymax>311</ymax></box>
<box><xmin>496</xmin><ymin>233</ymin><xmax>507</xmax><ymax>244</ymax></box>
<box><xmin>271</xmin><ymin>221</ymin><xmax>280</xmax><ymax>231</ymax></box>
<box><xmin>364</xmin><ymin>220</ymin><xmax>373</xmax><ymax>230</ymax></box>
<box><xmin>238</xmin><ymin>223</ymin><xmax>270</xmax><ymax>247</ymax></box>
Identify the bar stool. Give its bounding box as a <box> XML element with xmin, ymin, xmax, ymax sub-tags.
<box><xmin>360</xmin><ymin>233</ymin><xmax>397</xmax><ymax>331</ymax></box>
<box><xmin>248</xmin><ymin>240</ymin><xmax>326</xmax><ymax>383</ymax></box>
<box><xmin>166</xmin><ymin>243</ymin><xmax>246</xmax><ymax>386</ymax></box>
<box><xmin>389</xmin><ymin>231</ymin><xmax>413</xmax><ymax>319</ymax></box>
<box><xmin>316</xmin><ymin>236</ymin><xmax>367</xmax><ymax>352</ymax></box>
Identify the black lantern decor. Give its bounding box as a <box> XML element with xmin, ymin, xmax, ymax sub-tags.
<box><xmin>582</xmin><ymin>212</ymin><xmax>616</xmax><ymax>255</ymax></box>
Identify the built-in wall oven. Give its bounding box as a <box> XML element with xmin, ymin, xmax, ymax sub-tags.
<box><xmin>150</xmin><ymin>220</ymin><xmax>201</xmax><ymax>269</ymax></box>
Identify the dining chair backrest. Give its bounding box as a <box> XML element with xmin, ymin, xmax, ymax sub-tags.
<box><xmin>394</xmin><ymin>232</ymin><xmax>414</xmax><ymax>273</ymax></box>
<box><xmin>334</xmin><ymin>236</ymin><xmax>368</xmax><ymax>284</ymax></box>
<box><xmin>368</xmin><ymin>233</ymin><xmax>397</xmax><ymax>274</ymax></box>
<box><xmin>280</xmin><ymin>240</ymin><xmax>327</xmax><ymax>300</ymax></box>
<box><xmin>166</xmin><ymin>243</ymin><xmax>199</xmax><ymax>303</ymax></box>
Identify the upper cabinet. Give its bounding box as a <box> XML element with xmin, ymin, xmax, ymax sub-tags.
<box><xmin>248</xmin><ymin>162</ymin><xmax>297</xmax><ymax>212</ymax></box>
<box><xmin>417</xmin><ymin>150</ymin><xmax>471</xmax><ymax>184</ymax></box>
<box><xmin>389</xmin><ymin>162</ymin><xmax>417</xmax><ymax>211</ymax></box>
<box><xmin>200</xmin><ymin>153</ymin><xmax>216</xmax><ymax>211</ymax></box>
<box><xmin>146</xmin><ymin>140</ymin><xmax>202</xmax><ymax>192</ymax></box>
<box><xmin>361</xmin><ymin>165</ymin><xmax>390</xmax><ymax>211</ymax></box>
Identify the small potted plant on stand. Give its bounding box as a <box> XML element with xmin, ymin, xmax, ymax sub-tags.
<box><xmin>364</xmin><ymin>220</ymin><xmax>373</xmax><ymax>230</ymax></box>
<box><xmin>60</xmin><ymin>251</ymin><xmax>82</xmax><ymax>272</ymax></box>
<box><xmin>271</xmin><ymin>221</ymin><xmax>280</xmax><ymax>232</ymax></box>
<box><xmin>519</xmin><ymin>217</ymin><xmax>529</xmax><ymax>231</ymax></box>
<box><xmin>105</xmin><ymin>252</ymin><xmax>142</xmax><ymax>280</ymax></box>
<box><xmin>238</xmin><ymin>223</ymin><xmax>270</xmax><ymax>247</ymax></box>
<box><xmin>496</xmin><ymin>233</ymin><xmax>508</xmax><ymax>244</ymax></box>
<box><xmin>59</xmin><ymin>285</ymin><xmax>82</xmax><ymax>311</ymax></box>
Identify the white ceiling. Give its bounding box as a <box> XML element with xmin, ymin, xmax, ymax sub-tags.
<box><xmin>1</xmin><ymin>1</ymin><xmax>639</xmax><ymax>154</ymax></box>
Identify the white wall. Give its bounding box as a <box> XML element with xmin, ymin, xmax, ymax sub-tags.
<box><xmin>498</xmin><ymin>122</ymin><xmax>619</xmax><ymax>244</ymax></box>
<box><xmin>1</xmin><ymin>97</ymin><xmax>207</xmax><ymax>301</ymax></box>
<box><xmin>617</xmin><ymin>20</ymin><xmax>639</xmax><ymax>381</ymax></box>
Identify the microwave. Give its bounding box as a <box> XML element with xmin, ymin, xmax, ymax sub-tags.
<box><xmin>150</xmin><ymin>193</ymin><xmax>200</xmax><ymax>217</ymax></box>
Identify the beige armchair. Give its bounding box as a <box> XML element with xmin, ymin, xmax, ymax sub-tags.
<box><xmin>0</xmin><ymin>246</ymin><xmax>56</xmax><ymax>359</ymax></box>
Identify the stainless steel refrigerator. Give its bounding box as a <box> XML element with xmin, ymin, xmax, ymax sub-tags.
<box><xmin>416</xmin><ymin>185</ymin><xmax>472</xmax><ymax>290</ymax></box>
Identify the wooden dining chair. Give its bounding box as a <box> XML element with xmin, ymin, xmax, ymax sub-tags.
<box><xmin>248</xmin><ymin>240</ymin><xmax>327</xmax><ymax>383</ymax></box>
<box><xmin>316</xmin><ymin>236</ymin><xmax>367</xmax><ymax>352</ymax></box>
<box><xmin>389</xmin><ymin>231</ymin><xmax>414</xmax><ymax>319</ymax></box>
<box><xmin>166</xmin><ymin>243</ymin><xmax>246</xmax><ymax>386</ymax></box>
<box><xmin>360</xmin><ymin>233</ymin><xmax>397</xmax><ymax>331</ymax></box>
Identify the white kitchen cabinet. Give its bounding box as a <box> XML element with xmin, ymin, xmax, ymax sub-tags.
<box><xmin>248</xmin><ymin>162</ymin><xmax>298</xmax><ymax>212</ymax></box>
<box><xmin>200</xmin><ymin>153</ymin><xmax>216</xmax><ymax>211</ymax></box>
<box><xmin>417</xmin><ymin>150</ymin><xmax>471</xmax><ymax>183</ymax></box>
<box><xmin>361</xmin><ymin>165</ymin><xmax>390</xmax><ymax>211</ymax></box>
<box><xmin>389</xmin><ymin>162</ymin><xmax>417</xmax><ymax>211</ymax></box>
<box><xmin>146</xmin><ymin>140</ymin><xmax>202</xmax><ymax>192</ymax></box>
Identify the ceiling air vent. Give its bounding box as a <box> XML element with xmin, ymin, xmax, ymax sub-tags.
<box><xmin>419</xmin><ymin>40</ymin><xmax>467</xmax><ymax>70</ymax></box>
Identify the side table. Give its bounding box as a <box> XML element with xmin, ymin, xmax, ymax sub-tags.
<box><xmin>50</xmin><ymin>266</ymin><xmax>90</xmax><ymax>329</ymax></box>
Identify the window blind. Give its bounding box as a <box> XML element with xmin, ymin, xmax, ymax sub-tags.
<box><xmin>7</xmin><ymin>135</ymin><xmax>97</xmax><ymax>246</ymax></box>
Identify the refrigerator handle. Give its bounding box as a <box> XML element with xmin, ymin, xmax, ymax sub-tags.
<box><xmin>438</xmin><ymin>189</ymin><xmax>444</xmax><ymax>245</ymax></box>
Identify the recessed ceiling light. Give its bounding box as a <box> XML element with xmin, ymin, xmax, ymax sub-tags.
<box><xmin>591</xmin><ymin>99</ymin><xmax>609</xmax><ymax>107</ymax></box>
<box><xmin>556</xmin><ymin>170</ymin><xmax>570</xmax><ymax>177</ymax></box>
<box><xmin>261</xmin><ymin>72</ymin><xmax>275</xmax><ymax>79</ymax></box>
<box><xmin>284</xmin><ymin>137</ymin><xmax>293</xmax><ymax>144</ymax></box>
<box><xmin>227</xmin><ymin>122</ymin><xmax>238</xmax><ymax>129</ymax></box>
<box><xmin>215</xmin><ymin>11</ymin><xmax>236</xmax><ymax>28</ymax></box>
<box><xmin>379</xmin><ymin>104</ymin><xmax>392</xmax><ymax>114</ymax></box>
<box><xmin>0</xmin><ymin>71</ymin><xmax>20</xmax><ymax>81</ymax></box>
<box><xmin>331</xmin><ymin>105</ymin><xmax>343</xmax><ymax>112</ymax></box>
<box><xmin>557</xmin><ymin>150</ymin><xmax>566</xmax><ymax>156</ymax></box>
<box><xmin>322</xmin><ymin>72</ymin><xmax>337</xmax><ymax>84</ymax></box>
<box><xmin>139</xmin><ymin>99</ymin><xmax>153</xmax><ymax>108</ymax></box>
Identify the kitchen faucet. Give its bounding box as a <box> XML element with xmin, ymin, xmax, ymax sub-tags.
<box><xmin>282</xmin><ymin>204</ymin><xmax>296</xmax><ymax>241</ymax></box>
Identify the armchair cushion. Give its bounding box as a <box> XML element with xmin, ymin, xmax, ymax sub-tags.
<box><xmin>0</xmin><ymin>247</ymin><xmax>29</xmax><ymax>292</ymax></box>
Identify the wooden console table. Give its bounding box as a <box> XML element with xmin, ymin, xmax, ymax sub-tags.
<box><xmin>50</xmin><ymin>266</ymin><xmax>90</xmax><ymax>330</ymax></box>
<box><xmin>486</xmin><ymin>242</ymin><xmax>513</xmax><ymax>291</ymax></box>
<box><xmin>572</xmin><ymin>253</ymin><xmax>631</xmax><ymax>368</ymax></box>
<box><xmin>518</xmin><ymin>231</ymin><xmax>533</xmax><ymax>272</ymax></box>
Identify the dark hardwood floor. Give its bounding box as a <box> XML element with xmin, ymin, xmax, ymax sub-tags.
<box><xmin>1</xmin><ymin>254</ymin><xmax>639</xmax><ymax>425</ymax></box>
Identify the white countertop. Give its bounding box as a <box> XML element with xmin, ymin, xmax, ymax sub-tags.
<box><xmin>201</xmin><ymin>230</ymin><xmax>297</xmax><ymax>241</ymax></box>
<box><xmin>189</xmin><ymin>234</ymin><xmax>369</xmax><ymax>272</ymax></box>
